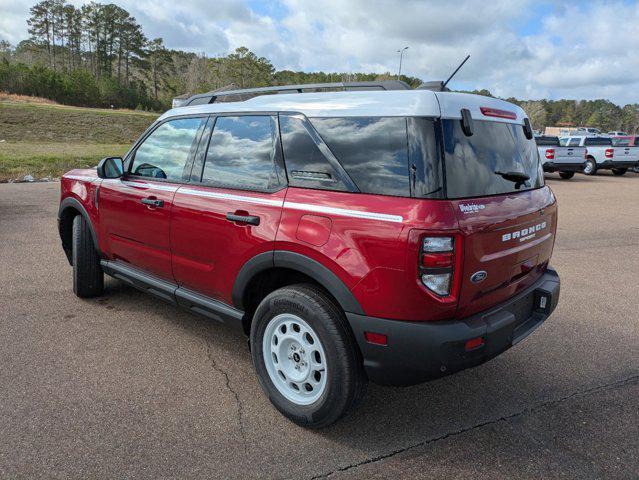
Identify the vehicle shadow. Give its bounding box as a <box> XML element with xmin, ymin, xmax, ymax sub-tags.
<box><xmin>96</xmin><ymin>278</ymin><xmax>569</xmax><ymax>460</ymax></box>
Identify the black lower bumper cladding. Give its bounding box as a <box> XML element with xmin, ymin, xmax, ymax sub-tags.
<box><xmin>599</xmin><ymin>161</ymin><xmax>639</xmax><ymax>169</ymax></box>
<box><xmin>543</xmin><ymin>162</ymin><xmax>586</xmax><ymax>173</ymax></box>
<box><xmin>347</xmin><ymin>268</ymin><xmax>560</xmax><ymax>386</ymax></box>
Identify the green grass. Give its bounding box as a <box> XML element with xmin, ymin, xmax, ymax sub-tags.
<box><xmin>0</xmin><ymin>142</ymin><xmax>130</xmax><ymax>180</ymax></box>
<box><xmin>0</xmin><ymin>100</ymin><xmax>159</xmax><ymax>181</ymax></box>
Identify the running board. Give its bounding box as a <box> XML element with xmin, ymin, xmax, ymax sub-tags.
<box><xmin>100</xmin><ymin>260</ymin><xmax>244</xmax><ymax>330</ymax></box>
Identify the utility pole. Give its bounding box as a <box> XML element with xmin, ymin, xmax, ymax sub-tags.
<box><xmin>397</xmin><ymin>46</ymin><xmax>408</xmax><ymax>80</ymax></box>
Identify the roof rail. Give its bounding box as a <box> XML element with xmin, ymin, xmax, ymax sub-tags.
<box><xmin>416</xmin><ymin>81</ymin><xmax>450</xmax><ymax>92</ymax></box>
<box><xmin>177</xmin><ymin>80</ymin><xmax>412</xmax><ymax>107</ymax></box>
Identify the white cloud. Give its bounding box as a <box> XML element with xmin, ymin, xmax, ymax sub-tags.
<box><xmin>1</xmin><ymin>0</ymin><xmax>638</xmax><ymax>105</ymax></box>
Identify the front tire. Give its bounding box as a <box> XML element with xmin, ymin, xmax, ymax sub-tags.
<box><xmin>72</xmin><ymin>215</ymin><xmax>104</xmax><ymax>298</ymax></box>
<box><xmin>612</xmin><ymin>168</ymin><xmax>627</xmax><ymax>176</ymax></box>
<box><xmin>559</xmin><ymin>171</ymin><xmax>575</xmax><ymax>179</ymax></box>
<box><xmin>584</xmin><ymin>158</ymin><xmax>597</xmax><ymax>175</ymax></box>
<box><xmin>250</xmin><ymin>284</ymin><xmax>367</xmax><ymax>428</ymax></box>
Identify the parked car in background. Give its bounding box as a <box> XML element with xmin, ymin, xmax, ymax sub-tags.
<box><xmin>57</xmin><ymin>85</ymin><xmax>560</xmax><ymax>427</ymax></box>
<box><xmin>612</xmin><ymin>136</ymin><xmax>639</xmax><ymax>173</ymax></box>
<box><xmin>568</xmin><ymin>127</ymin><xmax>602</xmax><ymax>136</ymax></box>
<box><xmin>560</xmin><ymin>136</ymin><xmax>638</xmax><ymax>175</ymax></box>
<box><xmin>536</xmin><ymin>135</ymin><xmax>586</xmax><ymax>179</ymax></box>
<box><xmin>607</xmin><ymin>131</ymin><xmax>628</xmax><ymax>137</ymax></box>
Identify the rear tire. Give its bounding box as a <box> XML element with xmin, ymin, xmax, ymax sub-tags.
<box><xmin>584</xmin><ymin>158</ymin><xmax>597</xmax><ymax>176</ymax></box>
<box><xmin>559</xmin><ymin>171</ymin><xmax>575</xmax><ymax>179</ymax></box>
<box><xmin>612</xmin><ymin>168</ymin><xmax>627</xmax><ymax>176</ymax></box>
<box><xmin>72</xmin><ymin>215</ymin><xmax>104</xmax><ymax>298</ymax></box>
<box><xmin>250</xmin><ymin>284</ymin><xmax>367</xmax><ymax>428</ymax></box>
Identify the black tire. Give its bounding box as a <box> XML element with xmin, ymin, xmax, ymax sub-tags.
<box><xmin>72</xmin><ymin>215</ymin><xmax>104</xmax><ymax>298</ymax></box>
<box><xmin>584</xmin><ymin>158</ymin><xmax>597</xmax><ymax>176</ymax></box>
<box><xmin>559</xmin><ymin>171</ymin><xmax>575</xmax><ymax>179</ymax></box>
<box><xmin>250</xmin><ymin>284</ymin><xmax>367</xmax><ymax>428</ymax></box>
<box><xmin>612</xmin><ymin>168</ymin><xmax>627</xmax><ymax>176</ymax></box>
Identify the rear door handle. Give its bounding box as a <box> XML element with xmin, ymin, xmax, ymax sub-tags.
<box><xmin>226</xmin><ymin>212</ymin><xmax>260</xmax><ymax>226</ymax></box>
<box><xmin>141</xmin><ymin>197</ymin><xmax>164</xmax><ymax>208</ymax></box>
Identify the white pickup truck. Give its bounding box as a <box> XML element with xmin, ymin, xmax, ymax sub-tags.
<box><xmin>536</xmin><ymin>135</ymin><xmax>586</xmax><ymax>179</ymax></box>
<box><xmin>560</xmin><ymin>136</ymin><xmax>639</xmax><ymax>176</ymax></box>
<box><xmin>612</xmin><ymin>136</ymin><xmax>639</xmax><ymax>174</ymax></box>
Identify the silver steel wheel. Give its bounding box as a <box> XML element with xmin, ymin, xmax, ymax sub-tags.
<box><xmin>262</xmin><ymin>313</ymin><xmax>328</xmax><ymax>405</ymax></box>
<box><xmin>584</xmin><ymin>160</ymin><xmax>595</xmax><ymax>174</ymax></box>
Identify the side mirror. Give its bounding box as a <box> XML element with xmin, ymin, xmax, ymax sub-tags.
<box><xmin>523</xmin><ymin>118</ymin><xmax>534</xmax><ymax>140</ymax></box>
<box><xmin>97</xmin><ymin>157</ymin><xmax>124</xmax><ymax>179</ymax></box>
<box><xmin>460</xmin><ymin>108</ymin><xmax>474</xmax><ymax>136</ymax></box>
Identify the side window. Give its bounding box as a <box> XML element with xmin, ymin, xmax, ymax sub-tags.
<box><xmin>131</xmin><ymin>117</ymin><xmax>204</xmax><ymax>181</ymax></box>
<box><xmin>407</xmin><ymin>118</ymin><xmax>444</xmax><ymax>198</ymax></box>
<box><xmin>311</xmin><ymin>117</ymin><xmax>410</xmax><ymax>197</ymax></box>
<box><xmin>279</xmin><ymin>115</ymin><xmax>353</xmax><ymax>192</ymax></box>
<box><xmin>201</xmin><ymin>115</ymin><xmax>282</xmax><ymax>191</ymax></box>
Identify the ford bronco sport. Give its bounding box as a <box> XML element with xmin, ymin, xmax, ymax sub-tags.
<box><xmin>58</xmin><ymin>83</ymin><xmax>561</xmax><ymax>427</ymax></box>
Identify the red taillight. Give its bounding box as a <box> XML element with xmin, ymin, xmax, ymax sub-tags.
<box><xmin>465</xmin><ymin>336</ymin><xmax>485</xmax><ymax>351</ymax></box>
<box><xmin>421</xmin><ymin>252</ymin><xmax>453</xmax><ymax>268</ymax></box>
<box><xmin>480</xmin><ymin>107</ymin><xmax>517</xmax><ymax>120</ymax></box>
<box><xmin>364</xmin><ymin>331</ymin><xmax>387</xmax><ymax>346</ymax></box>
<box><xmin>419</xmin><ymin>235</ymin><xmax>461</xmax><ymax>298</ymax></box>
<box><xmin>545</xmin><ymin>148</ymin><xmax>555</xmax><ymax>160</ymax></box>
<box><xmin>605</xmin><ymin>148</ymin><xmax>614</xmax><ymax>159</ymax></box>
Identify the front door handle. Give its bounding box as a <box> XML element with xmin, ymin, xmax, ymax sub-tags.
<box><xmin>226</xmin><ymin>212</ymin><xmax>260</xmax><ymax>226</ymax></box>
<box><xmin>141</xmin><ymin>197</ymin><xmax>164</xmax><ymax>208</ymax></box>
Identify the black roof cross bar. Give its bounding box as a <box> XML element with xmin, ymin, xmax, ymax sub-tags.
<box><xmin>181</xmin><ymin>80</ymin><xmax>411</xmax><ymax>107</ymax></box>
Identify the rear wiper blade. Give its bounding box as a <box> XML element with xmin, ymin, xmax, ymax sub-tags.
<box><xmin>494</xmin><ymin>170</ymin><xmax>530</xmax><ymax>183</ymax></box>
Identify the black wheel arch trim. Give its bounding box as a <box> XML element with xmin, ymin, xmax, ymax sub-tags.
<box><xmin>58</xmin><ymin>197</ymin><xmax>102</xmax><ymax>264</ymax></box>
<box><xmin>232</xmin><ymin>250</ymin><xmax>364</xmax><ymax>315</ymax></box>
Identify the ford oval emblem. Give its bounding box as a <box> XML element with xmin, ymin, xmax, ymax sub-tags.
<box><xmin>470</xmin><ymin>271</ymin><xmax>487</xmax><ymax>283</ymax></box>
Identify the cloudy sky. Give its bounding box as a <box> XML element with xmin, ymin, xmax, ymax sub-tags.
<box><xmin>1</xmin><ymin>0</ymin><xmax>638</xmax><ymax>105</ymax></box>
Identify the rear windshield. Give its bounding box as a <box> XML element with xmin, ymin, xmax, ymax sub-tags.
<box><xmin>584</xmin><ymin>137</ymin><xmax>612</xmax><ymax>146</ymax></box>
<box><xmin>535</xmin><ymin>136</ymin><xmax>560</xmax><ymax>146</ymax></box>
<box><xmin>612</xmin><ymin>138</ymin><xmax>630</xmax><ymax>146</ymax></box>
<box><xmin>441</xmin><ymin>119</ymin><xmax>543</xmax><ymax>199</ymax></box>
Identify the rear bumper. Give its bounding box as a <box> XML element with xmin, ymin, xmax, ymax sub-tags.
<box><xmin>347</xmin><ymin>268</ymin><xmax>560</xmax><ymax>386</ymax></box>
<box><xmin>599</xmin><ymin>161</ymin><xmax>639</xmax><ymax>169</ymax></box>
<box><xmin>543</xmin><ymin>162</ymin><xmax>585</xmax><ymax>172</ymax></box>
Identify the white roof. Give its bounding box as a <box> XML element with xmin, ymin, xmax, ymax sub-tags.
<box><xmin>159</xmin><ymin>90</ymin><xmax>527</xmax><ymax>124</ymax></box>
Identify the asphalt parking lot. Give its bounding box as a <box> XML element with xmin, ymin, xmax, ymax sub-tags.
<box><xmin>1</xmin><ymin>172</ymin><xmax>638</xmax><ymax>479</ymax></box>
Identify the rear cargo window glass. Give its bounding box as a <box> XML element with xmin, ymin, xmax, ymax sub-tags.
<box><xmin>584</xmin><ymin>137</ymin><xmax>612</xmax><ymax>146</ymax></box>
<box><xmin>280</xmin><ymin>115</ymin><xmax>351</xmax><ymax>192</ymax></box>
<box><xmin>202</xmin><ymin>115</ymin><xmax>281</xmax><ymax>191</ymax></box>
<box><xmin>442</xmin><ymin>119</ymin><xmax>543</xmax><ymax>199</ymax></box>
<box><xmin>131</xmin><ymin>117</ymin><xmax>204</xmax><ymax>180</ymax></box>
<box><xmin>312</xmin><ymin>117</ymin><xmax>409</xmax><ymax>196</ymax></box>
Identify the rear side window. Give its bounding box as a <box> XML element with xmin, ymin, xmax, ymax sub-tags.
<box><xmin>202</xmin><ymin>115</ymin><xmax>283</xmax><ymax>191</ymax></box>
<box><xmin>131</xmin><ymin>117</ymin><xmax>204</xmax><ymax>180</ymax></box>
<box><xmin>584</xmin><ymin>137</ymin><xmax>612</xmax><ymax>146</ymax></box>
<box><xmin>279</xmin><ymin>115</ymin><xmax>352</xmax><ymax>192</ymax></box>
<box><xmin>442</xmin><ymin>119</ymin><xmax>543</xmax><ymax>199</ymax></box>
<box><xmin>535</xmin><ymin>136</ymin><xmax>560</xmax><ymax>146</ymax></box>
<box><xmin>407</xmin><ymin>118</ymin><xmax>443</xmax><ymax>198</ymax></box>
<box><xmin>312</xmin><ymin>117</ymin><xmax>410</xmax><ymax>196</ymax></box>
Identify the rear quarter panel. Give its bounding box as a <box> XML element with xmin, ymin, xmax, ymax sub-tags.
<box><xmin>277</xmin><ymin>187</ymin><xmax>461</xmax><ymax>321</ymax></box>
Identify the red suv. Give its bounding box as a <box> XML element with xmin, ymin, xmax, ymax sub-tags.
<box><xmin>58</xmin><ymin>85</ymin><xmax>560</xmax><ymax>427</ymax></box>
